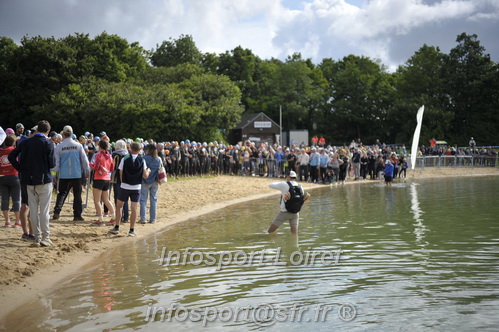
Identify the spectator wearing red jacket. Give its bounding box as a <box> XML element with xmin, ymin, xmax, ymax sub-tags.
<box><xmin>0</xmin><ymin>134</ymin><xmax>21</xmax><ymax>228</ymax></box>
<box><xmin>90</xmin><ymin>140</ymin><xmax>115</xmax><ymax>226</ymax></box>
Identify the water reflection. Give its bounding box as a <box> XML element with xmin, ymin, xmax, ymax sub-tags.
<box><xmin>410</xmin><ymin>182</ymin><xmax>428</xmax><ymax>247</ymax></box>
<box><xmin>269</xmin><ymin>232</ymin><xmax>299</xmax><ymax>251</ymax></box>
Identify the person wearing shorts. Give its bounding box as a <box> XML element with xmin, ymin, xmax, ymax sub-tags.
<box><xmin>0</xmin><ymin>134</ymin><xmax>21</xmax><ymax>228</ymax></box>
<box><xmin>8</xmin><ymin>130</ymin><xmax>34</xmax><ymax>240</ymax></box>
<box><xmin>109</xmin><ymin>142</ymin><xmax>150</xmax><ymax>237</ymax></box>
<box><xmin>267</xmin><ymin>171</ymin><xmax>310</xmax><ymax>234</ymax></box>
<box><xmin>90</xmin><ymin>140</ymin><xmax>115</xmax><ymax>226</ymax></box>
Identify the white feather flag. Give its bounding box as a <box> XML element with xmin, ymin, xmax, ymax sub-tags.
<box><xmin>411</xmin><ymin>105</ymin><xmax>425</xmax><ymax>170</ymax></box>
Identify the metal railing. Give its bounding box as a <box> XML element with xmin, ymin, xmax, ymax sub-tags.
<box><xmin>410</xmin><ymin>155</ymin><xmax>498</xmax><ymax>169</ymax></box>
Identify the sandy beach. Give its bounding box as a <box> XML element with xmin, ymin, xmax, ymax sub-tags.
<box><xmin>0</xmin><ymin>167</ymin><xmax>498</xmax><ymax>321</ymax></box>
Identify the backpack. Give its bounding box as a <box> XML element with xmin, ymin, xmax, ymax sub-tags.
<box><xmin>284</xmin><ymin>181</ymin><xmax>305</xmax><ymax>213</ymax></box>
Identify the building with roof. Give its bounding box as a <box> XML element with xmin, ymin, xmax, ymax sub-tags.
<box><xmin>227</xmin><ymin>112</ymin><xmax>281</xmax><ymax>145</ymax></box>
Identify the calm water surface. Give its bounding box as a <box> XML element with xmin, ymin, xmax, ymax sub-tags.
<box><xmin>4</xmin><ymin>176</ymin><xmax>499</xmax><ymax>331</ymax></box>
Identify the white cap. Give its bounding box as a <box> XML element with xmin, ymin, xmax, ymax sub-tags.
<box><xmin>63</xmin><ymin>125</ymin><xmax>73</xmax><ymax>134</ymax></box>
<box><xmin>289</xmin><ymin>171</ymin><xmax>297</xmax><ymax>178</ymax></box>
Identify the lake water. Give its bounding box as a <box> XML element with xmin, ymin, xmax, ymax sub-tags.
<box><xmin>3</xmin><ymin>176</ymin><xmax>499</xmax><ymax>331</ymax></box>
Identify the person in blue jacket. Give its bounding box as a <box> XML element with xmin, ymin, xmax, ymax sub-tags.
<box><xmin>309</xmin><ymin>147</ymin><xmax>320</xmax><ymax>183</ymax></box>
<box><xmin>52</xmin><ymin>125</ymin><xmax>90</xmax><ymax>221</ymax></box>
<box><xmin>384</xmin><ymin>160</ymin><xmax>394</xmax><ymax>186</ymax></box>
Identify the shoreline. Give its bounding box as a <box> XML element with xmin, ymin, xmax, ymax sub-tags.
<box><xmin>1</xmin><ymin>167</ymin><xmax>498</xmax><ymax>321</ymax></box>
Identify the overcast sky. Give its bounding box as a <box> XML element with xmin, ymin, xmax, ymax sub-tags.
<box><xmin>0</xmin><ymin>0</ymin><xmax>497</xmax><ymax>70</ymax></box>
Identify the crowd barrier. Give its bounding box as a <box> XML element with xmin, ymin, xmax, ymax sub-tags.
<box><xmin>411</xmin><ymin>155</ymin><xmax>498</xmax><ymax>168</ymax></box>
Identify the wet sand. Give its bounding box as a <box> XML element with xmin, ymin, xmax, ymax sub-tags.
<box><xmin>0</xmin><ymin>167</ymin><xmax>498</xmax><ymax>320</ymax></box>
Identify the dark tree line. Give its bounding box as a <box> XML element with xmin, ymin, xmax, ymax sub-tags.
<box><xmin>1</xmin><ymin>32</ymin><xmax>497</xmax><ymax>145</ymax></box>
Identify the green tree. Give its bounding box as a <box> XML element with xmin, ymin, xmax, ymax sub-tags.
<box><xmin>151</xmin><ymin>34</ymin><xmax>202</xmax><ymax>68</ymax></box>
<box><xmin>216</xmin><ymin>46</ymin><xmax>262</xmax><ymax>113</ymax></box>
<box><xmin>9</xmin><ymin>35</ymin><xmax>79</xmax><ymax>122</ymax></box>
<box><xmin>474</xmin><ymin>63</ymin><xmax>499</xmax><ymax>144</ymax></box>
<box><xmin>320</xmin><ymin>55</ymin><xmax>394</xmax><ymax>144</ymax></box>
<box><xmin>32</xmin><ymin>70</ymin><xmax>243</xmax><ymax>141</ymax></box>
<box><xmin>201</xmin><ymin>52</ymin><xmax>219</xmax><ymax>73</ymax></box>
<box><xmin>257</xmin><ymin>54</ymin><xmax>328</xmax><ymax>137</ymax></box>
<box><xmin>442</xmin><ymin>33</ymin><xmax>496</xmax><ymax>145</ymax></box>
<box><xmin>0</xmin><ymin>33</ymin><xmax>148</xmax><ymax>127</ymax></box>
<box><xmin>180</xmin><ymin>73</ymin><xmax>244</xmax><ymax>140</ymax></box>
<box><xmin>0</xmin><ymin>37</ymin><xmax>20</xmax><ymax>125</ymax></box>
<box><xmin>393</xmin><ymin>44</ymin><xmax>452</xmax><ymax>144</ymax></box>
<box><xmin>91</xmin><ymin>32</ymin><xmax>148</xmax><ymax>81</ymax></box>
<box><xmin>139</xmin><ymin>63</ymin><xmax>205</xmax><ymax>85</ymax></box>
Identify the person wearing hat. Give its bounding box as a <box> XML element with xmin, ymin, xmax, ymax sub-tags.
<box><xmin>170</xmin><ymin>141</ymin><xmax>181</xmax><ymax>179</ymax></box>
<box><xmin>207</xmin><ymin>142</ymin><xmax>215</xmax><ymax>174</ymax></box>
<box><xmin>267</xmin><ymin>170</ymin><xmax>310</xmax><ymax>234</ymax></box>
<box><xmin>52</xmin><ymin>125</ymin><xmax>90</xmax><ymax>222</ymax></box>
<box><xmin>180</xmin><ymin>141</ymin><xmax>191</xmax><ymax>177</ymax></box>
<box><xmin>198</xmin><ymin>142</ymin><xmax>208</xmax><ymax>176</ymax></box>
<box><xmin>48</xmin><ymin>131</ymin><xmax>58</xmax><ymax>145</ymax></box>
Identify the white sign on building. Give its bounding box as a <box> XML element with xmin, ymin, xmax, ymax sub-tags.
<box><xmin>254</xmin><ymin>121</ymin><xmax>272</xmax><ymax>128</ymax></box>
